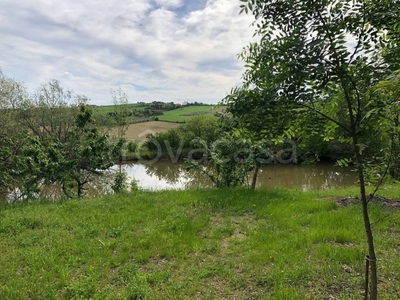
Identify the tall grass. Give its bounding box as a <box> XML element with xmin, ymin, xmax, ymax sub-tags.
<box><xmin>0</xmin><ymin>188</ymin><xmax>399</xmax><ymax>299</ymax></box>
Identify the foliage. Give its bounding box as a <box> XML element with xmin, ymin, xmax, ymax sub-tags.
<box><xmin>145</xmin><ymin>115</ymin><xmax>222</xmax><ymax>159</ymax></box>
<box><xmin>0</xmin><ymin>134</ymin><xmax>24</xmax><ymax>195</ymax></box>
<box><xmin>227</xmin><ymin>0</ymin><xmax>400</xmax><ymax>298</ymax></box>
<box><xmin>16</xmin><ymin>105</ymin><xmax>113</xmax><ymax>199</ymax></box>
<box><xmin>111</xmin><ymin>171</ymin><xmax>128</xmax><ymax>194</ymax></box>
<box><xmin>185</xmin><ymin>136</ymin><xmax>257</xmax><ymax>188</ymax></box>
<box><xmin>0</xmin><ymin>69</ymin><xmax>114</xmax><ymax>200</ymax></box>
<box><xmin>364</xmin><ymin>0</ymin><xmax>400</xmax><ymax>70</ymax></box>
<box><xmin>129</xmin><ymin>178</ymin><xmax>139</xmax><ymax>192</ymax></box>
<box><xmin>372</xmin><ymin>71</ymin><xmax>400</xmax><ymax>180</ymax></box>
<box><xmin>110</xmin><ymin>169</ymin><xmax>139</xmax><ymax>195</ymax></box>
<box><xmin>127</xmin><ymin>140</ymin><xmax>138</xmax><ymax>153</ymax></box>
<box><xmin>17</xmin><ymin>80</ymin><xmax>86</xmax><ymax>144</ymax></box>
<box><xmin>111</xmin><ymin>87</ymin><xmax>130</xmax><ymax>140</ymax></box>
<box><xmin>111</xmin><ymin>137</ymin><xmax>127</xmax><ymax>163</ymax></box>
<box><xmin>180</xmin><ymin>114</ymin><xmax>222</xmax><ymax>145</ymax></box>
<box><xmin>0</xmin><ymin>70</ymin><xmax>29</xmax><ymax>193</ymax></box>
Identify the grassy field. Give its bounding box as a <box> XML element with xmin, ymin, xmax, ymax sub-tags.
<box><xmin>93</xmin><ymin>103</ymin><xmax>147</xmax><ymax>115</ymax></box>
<box><xmin>158</xmin><ymin>106</ymin><xmax>221</xmax><ymax>122</ymax></box>
<box><xmin>0</xmin><ymin>188</ymin><xmax>399</xmax><ymax>299</ymax></box>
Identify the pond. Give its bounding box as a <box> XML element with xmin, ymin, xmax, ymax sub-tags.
<box><xmin>1</xmin><ymin>161</ymin><xmax>357</xmax><ymax>202</ymax></box>
<box><xmin>116</xmin><ymin>161</ymin><xmax>357</xmax><ymax>191</ymax></box>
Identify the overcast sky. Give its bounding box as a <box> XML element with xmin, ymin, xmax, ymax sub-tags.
<box><xmin>0</xmin><ymin>0</ymin><xmax>256</xmax><ymax>105</ymax></box>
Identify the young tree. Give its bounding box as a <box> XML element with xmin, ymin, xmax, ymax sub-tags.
<box><xmin>20</xmin><ymin>105</ymin><xmax>113</xmax><ymax>199</ymax></box>
<box><xmin>111</xmin><ymin>87</ymin><xmax>130</xmax><ymax>140</ymax></box>
<box><xmin>226</xmin><ymin>1</ymin><xmax>400</xmax><ymax>298</ymax></box>
<box><xmin>110</xmin><ymin>88</ymin><xmax>130</xmax><ymax>168</ymax></box>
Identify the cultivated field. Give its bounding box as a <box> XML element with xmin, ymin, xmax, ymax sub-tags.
<box><xmin>93</xmin><ymin>103</ymin><xmax>147</xmax><ymax>116</ymax></box>
<box><xmin>158</xmin><ymin>105</ymin><xmax>223</xmax><ymax>122</ymax></box>
<box><xmin>124</xmin><ymin>121</ymin><xmax>180</xmax><ymax>140</ymax></box>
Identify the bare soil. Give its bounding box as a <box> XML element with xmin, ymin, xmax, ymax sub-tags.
<box><xmin>328</xmin><ymin>196</ymin><xmax>400</xmax><ymax>210</ymax></box>
<box><xmin>124</xmin><ymin>121</ymin><xmax>180</xmax><ymax>140</ymax></box>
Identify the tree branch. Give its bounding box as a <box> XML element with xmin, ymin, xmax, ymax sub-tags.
<box><xmin>297</xmin><ymin>102</ymin><xmax>351</xmax><ymax>133</ymax></box>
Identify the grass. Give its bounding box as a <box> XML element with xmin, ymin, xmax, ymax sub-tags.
<box><xmin>158</xmin><ymin>106</ymin><xmax>217</xmax><ymax>122</ymax></box>
<box><xmin>93</xmin><ymin>104</ymin><xmax>220</xmax><ymax>123</ymax></box>
<box><xmin>93</xmin><ymin>103</ymin><xmax>146</xmax><ymax>115</ymax></box>
<box><xmin>0</xmin><ymin>188</ymin><xmax>399</xmax><ymax>299</ymax></box>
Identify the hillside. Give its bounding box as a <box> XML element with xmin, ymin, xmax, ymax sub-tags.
<box><xmin>0</xmin><ymin>188</ymin><xmax>399</xmax><ymax>299</ymax></box>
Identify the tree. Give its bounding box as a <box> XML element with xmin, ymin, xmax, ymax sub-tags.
<box><xmin>111</xmin><ymin>87</ymin><xmax>130</xmax><ymax>141</ymax></box>
<box><xmin>181</xmin><ymin>114</ymin><xmax>222</xmax><ymax>145</ymax></box>
<box><xmin>20</xmin><ymin>105</ymin><xmax>113</xmax><ymax>199</ymax></box>
<box><xmin>364</xmin><ymin>0</ymin><xmax>400</xmax><ymax>70</ymax></box>
<box><xmin>110</xmin><ymin>87</ymin><xmax>130</xmax><ymax>170</ymax></box>
<box><xmin>185</xmin><ymin>136</ymin><xmax>255</xmax><ymax>188</ymax></box>
<box><xmin>0</xmin><ymin>70</ymin><xmax>113</xmax><ymax>200</ymax></box>
<box><xmin>0</xmin><ymin>69</ymin><xmax>29</xmax><ymax>194</ymax></box>
<box><xmin>373</xmin><ymin>71</ymin><xmax>400</xmax><ymax>180</ymax></box>
<box><xmin>226</xmin><ymin>1</ymin><xmax>400</xmax><ymax>298</ymax></box>
<box><xmin>16</xmin><ymin>80</ymin><xmax>85</xmax><ymax>144</ymax></box>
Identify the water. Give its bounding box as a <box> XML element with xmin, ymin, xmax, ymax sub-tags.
<box><xmin>117</xmin><ymin>161</ymin><xmax>357</xmax><ymax>191</ymax></box>
<box><xmin>1</xmin><ymin>162</ymin><xmax>357</xmax><ymax>202</ymax></box>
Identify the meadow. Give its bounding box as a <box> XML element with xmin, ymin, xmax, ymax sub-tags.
<box><xmin>93</xmin><ymin>103</ymin><xmax>147</xmax><ymax>115</ymax></box>
<box><xmin>0</xmin><ymin>187</ymin><xmax>399</xmax><ymax>299</ymax></box>
<box><xmin>157</xmin><ymin>105</ymin><xmax>222</xmax><ymax>122</ymax></box>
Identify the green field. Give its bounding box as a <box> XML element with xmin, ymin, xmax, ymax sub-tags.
<box><xmin>92</xmin><ymin>104</ymin><xmax>219</xmax><ymax>123</ymax></box>
<box><xmin>93</xmin><ymin>103</ymin><xmax>147</xmax><ymax>115</ymax></box>
<box><xmin>0</xmin><ymin>188</ymin><xmax>399</xmax><ymax>299</ymax></box>
<box><xmin>157</xmin><ymin>105</ymin><xmax>216</xmax><ymax>122</ymax></box>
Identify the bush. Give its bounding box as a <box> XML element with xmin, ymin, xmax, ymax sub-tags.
<box><xmin>127</xmin><ymin>140</ymin><xmax>137</xmax><ymax>153</ymax></box>
<box><xmin>111</xmin><ymin>171</ymin><xmax>128</xmax><ymax>194</ymax></box>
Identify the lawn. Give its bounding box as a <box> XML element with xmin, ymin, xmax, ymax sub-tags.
<box><xmin>0</xmin><ymin>188</ymin><xmax>399</xmax><ymax>299</ymax></box>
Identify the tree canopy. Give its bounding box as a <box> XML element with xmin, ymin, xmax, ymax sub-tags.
<box><xmin>224</xmin><ymin>1</ymin><xmax>400</xmax><ymax>298</ymax></box>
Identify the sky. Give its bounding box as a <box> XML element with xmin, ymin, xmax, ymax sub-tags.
<box><xmin>0</xmin><ymin>0</ymin><xmax>256</xmax><ymax>105</ymax></box>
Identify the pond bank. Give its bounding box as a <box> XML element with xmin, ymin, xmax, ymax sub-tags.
<box><xmin>0</xmin><ymin>188</ymin><xmax>399</xmax><ymax>299</ymax></box>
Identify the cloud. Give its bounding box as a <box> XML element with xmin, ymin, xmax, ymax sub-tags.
<box><xmin>0</xmin><ymin>0</ymin><xmax>255</xmax><ymax>105</ymax></box>
<box><xmin>154</xmin><ymin>0</ymin><xmax>184</xmax><ymax>9</ymax></box>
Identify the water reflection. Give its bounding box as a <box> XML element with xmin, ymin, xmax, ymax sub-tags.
<box><xmin>114</xmin><ymin>162</ymin><xmax>212</xmax><ymax>190</ymax></box>
<box><xmin>118</xmin><ymin>161</ymin><xmax>357</xmax><ymax>191</ymax></box>
<box><xmin>2</xmin><ymin>171</ymin><xmax>115</xmax><ymax>203</ymax></box>
<box><xmin>2</xmin><ymin>162</ymin><xmax>357</xmax><ymax>202</ymax></box>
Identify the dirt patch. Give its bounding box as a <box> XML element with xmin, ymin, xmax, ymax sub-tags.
<box><xmin>221</xmin><ymin>227</ymin><xmax>247</xmax><ymax>249</ymax></box>
<box><xmin>124</xmin><ymin>121</ymin><xmax>180</xmax><ymax>140</ymax></box>
<box><xmin>326</xmin><ymin>196</ymin><xmax>400</xmax><ymax>210</ymax></box>
<box><xmin>207</xmin><ymin>214</ymin><xmax>251</xmax><ymax>249</ymax></box>
<box><xmin>210</xmin><ymin>106</ymin><xmax>227</xmax><ymax>113</ymax></box>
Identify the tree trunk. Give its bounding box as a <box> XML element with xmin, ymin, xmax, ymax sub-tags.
<box><xmin>251</xmin><ymin>166</ymin><xmax>259</xmax><ymax>190</ymax></box>
<box><xmin>77</xmin><ymin>181</ymin><xmax>83</xmax><ymax>198</ymax></box>
<box><xmin>341</xmin><ymin>72</ymin><xmax>378</xmax><ymax>299</ymax></box>
<box><xmin>352</xmin><ymin>134</ymin><xmax>378</xmax><ymax>300</ymax></box>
